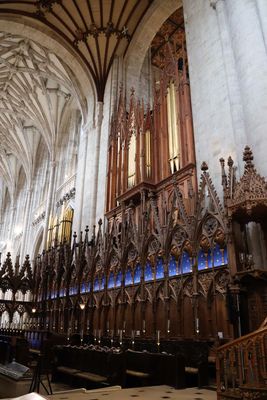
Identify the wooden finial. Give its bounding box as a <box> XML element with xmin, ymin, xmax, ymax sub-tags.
<box><xmin>201</xmin><ymin>161</ymin><xmax>208</xmax><ymax>172</ymax></box>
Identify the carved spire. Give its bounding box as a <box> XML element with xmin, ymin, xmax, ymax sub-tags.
<box><xmin>198</xmin><ymin>160</ymin><xmax>225</xmax><ymax>229</ymax></box>
<box><xmin>220</xmin><ymin>158</ymin><xmax>227</xmax><ymax>190</ymax></box>
<box><xmin>243</xmin><ymin>145</ymin><xmax>254</xmax><ymax>170</ymax></box>
<box><xmin>201</xmin><ymin>161</ymin><xmax>209</xmax><ymax>172</ymax></box>
<box><xmin>225</xmin><ymin>146</ymin><xmax>267</xmax><ymax>216</ymax></box>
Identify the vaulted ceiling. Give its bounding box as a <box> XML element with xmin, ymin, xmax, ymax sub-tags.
<box><xmin>0</xmin><ymin>0</ymin><xmax>182</xmax><ymax>198</ymax></box>
<box><xmin>0</xmin><ymin>0</ymin><xmax>154</xmax><ymax>100</ymax></box>
<box><xmin>0</xmin><ymin>32</ymin><xmax>78</xmax><ymax>194</ymax></box>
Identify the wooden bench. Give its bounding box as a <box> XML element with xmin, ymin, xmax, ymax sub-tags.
<box><xmin>176</xmin><ymin>344</ymin><xmax>209</xmax><ymax>388</ymax></box>
<box><xmin>125</xmin><ymin>349</ymin><xmax>185</xmax><ymax>388</ymax></box>
<box><xmin>53</xmin><ymin>345</ymin><xmax>125</xmax><ymax>388</ymax></box>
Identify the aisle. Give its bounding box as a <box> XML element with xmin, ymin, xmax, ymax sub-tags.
<box><xmin>47</xmin><ymin>385</ymin><xmax>216</xmax><ymax>400</ymax></box>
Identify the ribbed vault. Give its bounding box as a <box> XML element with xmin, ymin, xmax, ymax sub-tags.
<box><xmin>0</xmin><ymin>0</ymin><xmax>154</xmax><ymax>100</ymax></box>
<box><xmin>0</xmin><ymin>31</ymin><xmax>80</xmax><ymax>197</ymax></box>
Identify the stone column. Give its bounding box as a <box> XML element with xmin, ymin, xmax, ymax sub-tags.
<box><xmin>211</xmin><ymin>0</ymin><xmax>247</xmax><ymax>169</ymax></box>
<box><xmin>20</xmin><ymin>186</ymin><xmax>33</xmax><ymax>260</ymax></box>
<box><xmin>255</xmin><ymin>0</ymin><xmax>267</xmax><ymax>53</ymax></box>
<box><xmin>72</xmin><ymin>122</ymin><xmax>90</xmax><ymax>235</ymax></box>
<box><xmin>7</xmin><ymin>202</ymin><xmax>16</xmax><ymax>253</ymax></box>
<box><xmin>224</xmin><ymin>0</ymin><xmax>267</xmax><ymax>174</ymax></box>
<box><xmin>90</xmin><ymin>101</ymin><xmax>104</xmax><ymax>227</ymax></box>
<box><xmin>42</xmin><ymin>160</ymin><xmax>57</xmax><ymax>250</ymax></box>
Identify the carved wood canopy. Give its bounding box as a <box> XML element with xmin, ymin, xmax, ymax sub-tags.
<box><xmin>221</xmin><ymin>146</ymin><xmax>267</xmax><ymax>219</ymax></box>
<box><xmin>0</xmin><ymin>0</ymin><xmax>158</xmax><ymax>100</ymax></box>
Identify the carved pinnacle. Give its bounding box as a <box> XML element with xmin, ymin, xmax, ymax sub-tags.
<box><xmin>227</xmin><ymin>156</ymin><xmax>234</xmax><ymax>167</ymax></box>
<box><xmin>201</xmin><ymin>161</ymin><xmax>208</xmax><ymax>172</ymax></box>
<box><xmin>243</xmin><ymin>145</ymin><xmax>254</xmax><ymax>169</ymax></box>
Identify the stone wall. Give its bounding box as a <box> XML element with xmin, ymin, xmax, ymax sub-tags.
<box><xmin>184</xmin><ymin>0</ymin><xmax>267</xmax><ymax>183</ymax></box>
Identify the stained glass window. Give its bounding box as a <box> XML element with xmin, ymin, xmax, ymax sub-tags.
<box><xmin>197</xmin><ymin>244</ymin><xmax>228</xmax><ymax>270</ymax></box>
<box><xmin>223</xmin><ymin>247</ymin><xmax>228</xmax><ymax>265</ymax></box>
<box><xmin>81</xmin><ymin>282</ymin><xmax>86</xmax><ymax>293</ymax></box>
<box><xmin>207</xmin><ymin>248</ymin><xmax>212</xmax><ymax>268</ymax></box>
<box><xmin>93</xmin><ymin>278</ymin><xmax>100</xmax><ymax>292</ymax></box>
<box><xmin>100</xmin><ymin>276</ymin><xmax>105</xmax><ymax>290</ymax></box>
<box><xmin>181</xmin><ymin>251</ymin><xmax>192</xmax><ymax>273</ymax></box>
<box><xmin>213</xmin><ymin>243</ymin><xmax>223</xmax><ymax>267</ymax></box>
<box><xmin>144</xmin><ymin>261</ymin><xmax>153</xmax><ymax>281</ymax></box>
<box><xmin>134</xmin><ymin>263</ymin><xmax>142</xmax><ymax>284</ymax></box>
<box><xmin>198</xmin><ymin>249</ymin><xmax>206</xmax><ymax>270</ymax></box>
<box><xmin>116</xmin><ymin>270</ymin><xmax>122</xmax><ymax>287</ymax></box>
<box><xmin>168</xmin><ymin>255</ymin><xmax>177</xmax><ymax>276</ymax></box>
<box><xmin>125</xmin><ymin>267</ymin><xmax>133</xmax><ymax>286</ymax></box>
<box><xmin>108</xmin><ymin>272</ymin><xmax>115</xmax><ymax>289</ymax></box>
<box><xmin>156</xmin><ymin>257</ymin><xmax>164</xmax><ymax>279</ymax></box>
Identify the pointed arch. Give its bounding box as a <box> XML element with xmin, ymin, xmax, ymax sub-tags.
<box><xmin>31</xmin><ymin>226</ymin><xmax>44</xmax><ymax>262</ymax></box>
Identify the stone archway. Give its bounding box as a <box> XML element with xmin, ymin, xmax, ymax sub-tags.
<box><xmin>124</xmin><ymin>0</ymin><xmax>182</xmax><ymax>91</ymax></box>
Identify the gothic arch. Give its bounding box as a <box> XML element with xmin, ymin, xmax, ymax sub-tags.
<box><xmin>31</xmin><ymin>227</ymin><xmax>44</xmax><ymax>262</ymax></box>
<box><xmin>125</xmin><ymin>0</ymin><xmax>182</xmax><ymax>91</ymax></box>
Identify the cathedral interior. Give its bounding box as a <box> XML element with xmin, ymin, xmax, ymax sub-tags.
<box><xmin>0</xmin><ymin>1</ymin><xmax>266</xmax><ymax>399</ymax></box>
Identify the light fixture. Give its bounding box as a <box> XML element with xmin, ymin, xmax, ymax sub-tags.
<box><xmin>32</xmin><ymin>307</ymin><xmax>37</xmax><ymax>314</ymax></box>
<box><xmin>79</xmin><ymin>303</ymin><xmax>85</xmax><ymax>310</ymax></box>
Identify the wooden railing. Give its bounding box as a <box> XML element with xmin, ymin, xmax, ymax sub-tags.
<box><xmin>217</xmin><ymin>318</ymin><xmax>267</xmax><ymax>399</ymax></box>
